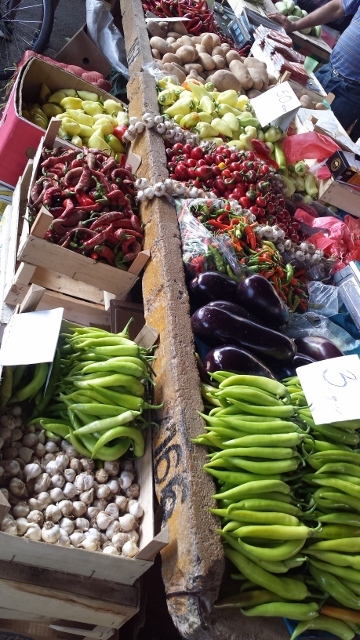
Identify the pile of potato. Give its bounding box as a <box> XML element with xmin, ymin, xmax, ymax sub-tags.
<box><xmin>148</xmin><ymin>20</ymin><xmax>277</xmax><ymax>97</ymax></box>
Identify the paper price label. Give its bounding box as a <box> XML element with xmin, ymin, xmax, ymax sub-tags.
<box><xmin>250</xmin><ymin>81</ymin><xmax>301</xmax><ymax>129</ymax></box>
<box><xmin>296</xmin><ymin>354</ymin><xmax>360</xmax><ymax>425</ymax></box>
<box><xmin>0</xmin><ymin>308</ymin><xmax>64</xmax><ymax>366</ymax></box>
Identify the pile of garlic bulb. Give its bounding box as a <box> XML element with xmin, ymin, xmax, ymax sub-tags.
<box><xmin>0</xmin><ymin>407</ymin><xmax>144</xmax><ymax>557</ymax></box>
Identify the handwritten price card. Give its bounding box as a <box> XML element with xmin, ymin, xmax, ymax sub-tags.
<box><xmin>250</xmin><ymin>82</ymin><xmax>301</xmax><ymax>130</ymax></box>
<box><xmin>296</xmin><ymin>354</ymin><xmax>360</xmax><ymax>425</ymax></box>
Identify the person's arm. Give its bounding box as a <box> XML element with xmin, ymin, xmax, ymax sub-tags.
<box><xmin>268</xmin><ymin>0</ymin><xmax>345</xmax><ymax>31</ymax></box>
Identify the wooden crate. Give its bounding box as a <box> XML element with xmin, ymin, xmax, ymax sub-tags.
<box><xmin>4</xmin><ymin>122</ymin><xmax>150</xmax><ymax>308</ymax></box>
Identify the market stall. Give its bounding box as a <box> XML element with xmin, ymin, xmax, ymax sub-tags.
<box><xmin>2</xmin><ymin>0</ymin><xmax>360</xmax><ymax>638</ymax></box>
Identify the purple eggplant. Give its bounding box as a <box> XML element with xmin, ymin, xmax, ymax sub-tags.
<box><xmin>295</xmin><ymin>336</ymin><xmax>343</xmax><ymax>361</ymax></box>
<box><xmin>207</xmin><ymin>300</ymin><xmax>262</xmax><ymax>324</ymax></box>
<box><xmin>189</xmin><ymin>271</ymin><xmax>238</xmax><ymax>305</ymax></box>
<box><xmin>191</xmin><ymin>306</ymin><xmax>296</xmax><ymax>362</ymax></box>
<box><xmin>204</xmin><ymin>345</ymin><xmax>276</xmax><ymax>379</ymax></box>
<box><xmin>270</xmin><ymin>353</ymin><xmax>317</xmax><ymax>380</ymax></box>
<box><xmin>236</xmin><ymin>275</ymin><xmax>290</xmax><ymax>329</ymax></box>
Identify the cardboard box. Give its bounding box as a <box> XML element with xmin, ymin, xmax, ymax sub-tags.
<box><xmin>326</xmin><ymin>150</ymin><xmax>360</xmax><ymax>187</ymax></box>
<box><xmin>55</xmin><ymin>25</ymin><xmax>111</xmax><ymax>77</ymax></box>
<box><xmin>318</xmin><ymin>176</ymin><xmax>360</xmax><ymax>217</ymax></box>
<box><xmin>0</xmin><ymin>57</ymin><xmax>125</xmax><ymax>188</ymax></box>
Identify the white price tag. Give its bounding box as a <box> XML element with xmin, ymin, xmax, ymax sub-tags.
<box><xmin>296</xmin><ymin>354</ymin><xmax>360</xmax><ymax>425</ymax></box>
<box><xmin>250</xmin><ymin>82</ymin><xmax>301</xmax><ymax>129</ymax></box>
<box><xmin>0</xmin><ymin>308</ymin><xmax>64</xmax><ymax>366</ymax></box>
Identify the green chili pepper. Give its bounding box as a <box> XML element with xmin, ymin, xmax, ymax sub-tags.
<box><xmin>10</xmin><ymin>362</ymin><xmax>49</xmax><ymax>403</ymax></box>
<box><xmin>310</xmin><ymin>558</ymin><xmax>360</xmax><ymax>586</ymax></box>
<box><xmin>218</xmin><ymin>374</ymin><xmax>288</xmax><ymax>398</ymax></box>
<box><xmin>73</xmin><ymin>374</ymin><xmax>145</xmax><ymax>397</ymax></box>
<box><xmin>91</xmin><ymin>425</ymin><xmax>145</xmax><ymax>459</ymax></box>
<box><xmin>232</xmin><ymin>523</ymin><xmax>313</xmax><ymax>540</ymax></box>
<box><xmin>215</xmin><ymin>589</ymin><xmax>284</xmax><ymax>609</ymax></box>
<box><xmin>221</xmin><ymin>531</ymin><xmax>298</xmax><ymax>573</ymax></box>
<box><xmin>227</xmin><ymin>398</ymin><xmax>295</xmax><ymax>418</ymax></box>
<box><xmin>224</xmin><ymin>547</ymin><xmax>308</xmax><ymax>601</ymax></box>
<box><xmin>307</xmin><ymin>549</ymin><xmax>360</xmax><ymax>570</ymax></box>
<box><xmin>227</xmin><ymin>498</ymin><xmax>302</xmax><ymax>516</ymax></box>
<box><xmin>241</xmin><ymin>601</ymin><xmax>319</xmax><ymax>620</ymax></box>
<box><xmin>313</xmin><ymin>523</ymin><xmax>360</xmax><ymax>539</ymax></box>
<box><xmin>81</xmin><ymin>360</ymin><xmax>146</xmax><ymax>379</ymax></box>
<box><xmin>69</xmin><ymin>403</ymin><xmax>132</xmax><ymax>418</ymax></box>
<box><xmin>290</xmin><ymin>615</ymin><xmax>354</xmax><ymax>640</ymax></box>
<box><xmin>94</xmin><ymin>438</ymin><xmax>132</xmax><ymax>461</ymax></box>
<box><xmin>317</xmin><ymin>512</ymin><xmax>360</xmax><ymax>527</ymax></box>
<box><xmin>67</xmin><ymin>429</ymin><xmax>92</xmax><ymax>457</ymax></box>
<box><xmin>40</xmin><ymin>422</ymin><xmax>70</xmax><ymax>438</ymax></box>
<box><xmin>309</xmin><ymin>563</ymin><xmax>360</xmax><ymax>609</ymax></box>
<box><xmin>310</xmin><ymin>536</ymin><xmax>360</xmax><ymax>553</ymax></box>
<box><xmin>312</xmin><ymin>424</ymin><xmax>359</xmax><ymax>446</ymax></box>
<box><xmin>205</xmin><ymin>469</ymin><xmax>282</xmax><ymax>485</ymax></box>
<box><xmin>206</xmin><ymin>456</ymin><xmax>299</xmax><ymax>475</ymax></box>
<box><xmin>73</xmin><ymin>410</ymin><xmax>140</xmax><ymax>436</ymax></box>
<box><xmin>199</xmin><ymin>414</ymin><xmax>300</xmax><ymax>434</ymax></box>
<box><xmin>232</xmin><ymin>535</ymin><xmax>306</xmax><ymax>562</ymax></box>
<box><xmin>211</xmin><ymin>447</ymin><xmax>297</xmax><ymax>461</ymax></box>
<box><xmin>212</xmin><ymin>479</ymin><xmax>291</xmax><ymax>502</ymax></box>
<box><xmin>215</xmin><ymin>387</ymin><xmax>284</xmax><ymax>407</ymax></box>
<box><xmin>12</xmin><ymin>365</ymin><xmax>26</xmax><ymax>392</ymax></box>
<box><xmin>64</xmin><ymin>387</ymin><xmax>144</xmax><ymax>411</ymax></box>
<box><xmin>222</xmin><ymin>433</ymin><xmax>304</xmax><ymax>449</ymax></box>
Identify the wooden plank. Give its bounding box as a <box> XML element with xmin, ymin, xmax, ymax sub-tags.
<box><xmin>33</xmin><ymin>267</ymin><xmax>105</xmax><ymax>304</ymax></box>
<box><xmin>49</xmin><ymin>625</ymin><xmax>115</xmax><ymax>639</ymax></box>
<box><xmin>19</xmin><ymin>284</ymin><xmax>45</xmax><ymax>313</ymax></box>
<box><xmin>134</xmin><ymin>324</ymin><xmax>158</xmax><ymax>349</ymax></box>
<box><xmin>18</xmin><ymin>236</ymin><xmax>139</xmax><ymax>298</ymax></box>
<box><xmin>128</xmin><ymin>249</ymin><xmax>151</xmax><ymax>275</ymax></box>
<box><xmin>36</xmin><ymin>290</ymin><xmax>110</xmax><ymax>327</ymax></box>
<box><xmin>0</xmin><ymin>492</ymin><xmax>10</xmax><ymax>522</ymax></box>
<box><xmin>0</xmin><ymin>577</ymin><xmax>134</xmax><ymax>628</ymax></box>
<box><xmin>30</xmin><ymin>207</ymin><xmax>53</xmax><ymax>238</ymax></box>
<box><xmin>136</xmin><ymin>527</ymin><xmax>169</xmax><ymax>562</ymax></box>
<box><xmin>0</xmin><ymin>607</ymin><xmax>48</xmax><ymax>621</ymax></box>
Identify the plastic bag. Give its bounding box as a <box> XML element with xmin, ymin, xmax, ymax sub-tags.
<box><xmin>283</xmin><ymin>312</ymin><xmax>360</xmax><ymax>354</ymax></box>
<box><xmin>86</xmin><ymin>0</ymin><xmax>129</xmax><ymax>78</ymax></box>
<box><xmin>307</xmin><ymin>282</ymin><xmax>339</xmax><ymax>317</ymax></box>
<box><xmin>176</xmin><ymin>199</ymin><xmax>243</xmax><ymax>278</ymax></box>
<box><xmin>282</xmin><ymin>132</ymin><xmax>341</xmax><ymax>164</ymax></box>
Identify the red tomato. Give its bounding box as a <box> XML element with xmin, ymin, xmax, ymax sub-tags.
<box><xmin>195</xmin><ymin>166</ymin><xmax>213</xmax><ymax>181</ymax></box>
<box><xmin>230</xmin><ymin>153</ymin><xmax>240</xmax><ymax>162</ymax></box>
<box><xmin>240</xmin><ymin>196</ymin><xmax>252</xmax><ymax>208</ymax></box>
<box><xmin>229</xmin><ymin>162</ymin><xmax>241</xmax><ymax>172</ymax></box>
<box><xmin>256</xmin><ymin>196</ymin><xmax>267</xmax><ymax>207</ymax></box>
<box><xmin>212</xmin><ymin>166</ymin><xmax>221</xmax><ymax>176</ymax></box>
<box><xmin>186</xmin><ymin>158</ymin><xmax>197</xmax><ymax>168</ymax></box>
<box><xmin>175</xmin><ymin>163</ymin><xmax>189</xmax><ymax>180</ymax></box>
<box><xmin>187</xmin><ymin>168</ymin><xmax>197</xmax><ymax>180</ymax></box>
<box><xmin>196</xmin><ymin>159</ymin><xmax>206</xmax><ymax>167</ymax></box>
<box><xmin>191</xmin><ymin>146</ymin><xmax>204</xmax><ymax>160</ymax></box>
<box><xmin>172</xmin><ymin>143</ymin><xmax>184</xmax><ymax>154</ymax></box>
<box><xmin>203</xmin><ymin>154</ymin><xmax>214</xmax><ymax>164</ymax></box>
<box><xmin>259</xmin><ymin>164</ymin><xmax>269</xmax><ymax>176</ymax></box>
<box><xmin>213</xmin><ymin>178</ymin><xmax>226</xmax><ymax>193</ymax></box>
<box><xmin>112</xmin><ymin>125</ymin><xmax>128</xmax><ymax>142</ymax></box>
<box><xmin>183</xmin><ymin>144</ymin><xmax>193</xmax><ymax>156</ymax></box>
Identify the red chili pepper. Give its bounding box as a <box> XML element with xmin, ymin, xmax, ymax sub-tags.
<box><xmin>107</xmin><ymin>189</ymin><xmax>127</xmax><ymax>206</ymax></box>
<box><xmin>114</xmin><ymin>228</ymin><xmax>144</xmax><ymax>240</ymax></box>
<box><xmin>41</xmin><ymin>151</ymin><xmax>78</xmax><ymax>169</ymax></box>
<box><xmin>89</xmin><ymin>212</ymin><xmax>126</xmax><ymax>230</ymax></box>
<box><xmin>93</xmin><ymin>244</ymin><xmax>115</xmax><ymax>266</ymax></box>
<box><xmin>82</xmin><ymin>225</ymin><xmax>113</xmax><ymax>250</ymax></box>
<box><xmin>122</xmin><ymin>242</ymin><xmax>142</xmax><ymax>262</ymax></box>
<box><xmin>90</xmin><ymin>170</ymin><xmax>111</xmax><ymax>193</ymax></box>
<box><xmin>59</xmin><ymin>198</ymin><xmax>75</xmax><ymax>220</ymax></box>
<box><xmin>251</xmin><ymin>139</ymin><xmax>271</xmax><ymax>157</ymax></box>
<box><xmin>101</xmin><ymin>157</ymin><xmax>118</xmax><ymax>174</ymax></box>
<box><xmin>63</xmin><ymin>167</ymin><xmax>83</xmax><ymax>187</ymax></box>
<box><xmin>49</xmin><ymin>206</ymin><xmax>65</xmax><ymax>219</ymax></box>
<box><xmin>207</xmin><ymin>220</ymin><xmax>229</xmax><ymax>230</ymax></box>
<box><xmin>130</xmin><ymin>213</ymin><xmax>142</xmax><ymax>233</ymax></box>
<box><xmin>244</xmin><ymin>226</ymin><xmax>256</xmax><ymax>250</ymax></box>
<box><xmin>76</xmin><ymin>191</ymin><xmax>95</xmax><ymax>207</ymax></box>
<box><xmin>43</xmin><ymin>187</ymin><xmax>62</xmax><ymax>206</ymax></box>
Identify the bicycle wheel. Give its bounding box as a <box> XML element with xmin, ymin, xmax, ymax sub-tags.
<box><xmin>0</xmin><ymin>0</ymin><xmax>54</xmax><ymax>81</ymax></box>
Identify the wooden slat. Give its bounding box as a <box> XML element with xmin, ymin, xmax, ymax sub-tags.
<box><xmin>30</xmin><ymin>208</ymin><xmax>53</xmax><ymax>238</ymax></box>
<box><xmin>33</xmin><ymin>267</ymin><xmax>105</xmax><ymax>304</ymax></box>
<box><xmin>36</xmin><ymin>290</ymin><xmax>110</xmax><ymax>327</ymax></box>
<box><xmin>136</xmin><ymin>527</ymin><xmax>169</xmax><ymax>562</ymax></box>
<box><xmin>19</xmin><ymin>284</ymin><xmax>45</xmax><ymax>313</ymax></box>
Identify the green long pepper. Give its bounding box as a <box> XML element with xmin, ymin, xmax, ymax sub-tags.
<box><xmin>91</xmin><ymin>425</ymin><xmax>145</xmax><ymax>459</ymax></box>
<box><xmin>290</xmin><ymin>616</ymin><xmax>354</xmax><ymax>640</ymax></box>
<box><xmin>215</xmin><ymin>386</ymin><xmax>285</xmax><ymax>407</ymax></box>
<box><xmin>73</xmin><ymin>410</ymin><xmax>140</xmax><ymax>436</ymax></box>
<box><xmin>10</xmin><ymin>362</ymin><xmax>49</xmax><ymax>404</ymax></box>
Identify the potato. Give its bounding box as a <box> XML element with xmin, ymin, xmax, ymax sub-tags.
<box><xmin>226</xmin><ymin>50</ymin><xmax>241</xmax><ymax>65</ymax></box>
<box><xmin>167</xmin><ymin>31</ymin><xmax>182</xmax><ymax>39</ymax></box>
<box><xmin>167</xmin><ymin>37</ymin><xmax>176</xmax><ymax>46</ymax></box>
<box><xmin>149</xmin><ymin>36</ymin><xmax>170</xmax><ymax>56</ymax></box>
<box><xmin>186</xmin><ymin>72</ymin><xmax>205</xmax><ymax>84</ymax></box>
<box><xmin>172</xmin><ymin>21</ymin><xmax>188</xmax><ymax>35</ymax></box>
<box><xmin>209</xmin><ymin>33</ymin><xmax>221</xmax><ymax>47</ymax></box>
<box><xmin>159</xmin><ymin>21</ymin><xmax>169</xmax><ymax>30</ymax></box>
<box><xmin>201</xmin><ymin>34</ymin><xmax>215</xmax><ymax>54</ymax></box>
<box><xmin>247</xmin><ymin>89</ymin><xmax>262</xmax><ymax>99</ymax></box>
<box><xmin>247</xmin><ymin>67</ymin><xmax>263</xmax><ymax>91</ymax></box>
<box><xmin>162</xmin><ymin>52</ymin><xmax>182</xmax><ymax>65</ymax></box>
<box><xmin>177</xmin><ymin>45</ymin><xmax>198</xmax><ymax>63</ymax></box>
<box><xmin>171</xmin><ymin>41</ymin><xmax>184</xmax><ymax>52</ymax></box>
<box><xmin>177</xmin><ymin>35</ymin><xmax>194</xmax><ymax>47</ymax></box>
<box><xmin>184</xmin><ymin>63</ymin><xmax>204</xmax><ymax>75</ymax></box>
<box><xmin>192</xmin><ymin>36</ymin><xmax>203</xmax><ymax>44</ymax></box>
<box><xmin>244</xmin><ymin>58</ymin><xmax>269</xmax><ymax>90</ymax></box>
<box><xmin>195</xmin><ymin>44</ymin><xmax>207</xmax><ymax>53</ymax></box>
<box><xmin>221</xmin><ymin>43</ymin><xmax>231</xmax><ymax>54</ymax></box>
<box><xmin>151</xmin><ymin>48</ymin><xmax>161</xmax><ymax>60</ymax></box>
<box><xmin>268</xmin><ymin>74</ymin><xmax>277</xmax><ymax>86</ymax></box>
<box><xmin>213</xmin><ymin>55</ymin><xmax>226</xmax><ymax>69</ymax></box>
<box><xmin>206</xmin><ymin>69</ymin><xmax>242</xmax><ymax>92</ymax></box>
<box><xmin>163</xmin><ymin>62</ymin><xmax>186</xmax><ymax>83</ymax></box>
<box><xmin>229</xmin><ymin>60</ymin><xmax>253</xmax><ymax>90</ymax></box>
<box><xmin>212</xmin><ymin>46</ymin><xmax>225</xmax><ymax>58</ymax></box>
<box><xmin>198</xmin><ymin>52</ymin><xmax>216</xmax><ymax>71</ymax></box>
<box><xmin>315</xmin><ymin>102</ymin><xmax>327</xmax><ymax>109</ymax></box>
<box><xmin>147</xmin><ymin>21</ymin><xmax>167</xmax><ymax>39</ymax></box>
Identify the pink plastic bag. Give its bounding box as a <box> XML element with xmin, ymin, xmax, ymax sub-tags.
<box><xmin>282</xmin><ymin>132</ymin><xmax>341</xmax><ymax>164</ymax></box>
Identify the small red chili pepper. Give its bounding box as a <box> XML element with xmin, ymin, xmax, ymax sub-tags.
<box><xmin>43</xmin><ymin>187</ymin><xmax>62</xmax><ymax>206</ymax></box>
<box><xmin>93</xmin><ymin>244</ymin><xmax>115</xmax><ymax>266</ymax></box>
<box><xmin>114</xmin><ymin>228</ymin><xmax>144</xmax><ymax>240</ymax></box>
<box><xmin>41</xmin><ymin>151</ymin><xmax>78</xmax><ymax>169</ymax></box>
<box><xmin>89</xmin><ymin>212</ymin><xmax>126</xmax><ymax>230</ymax></box>
<box><xmin>59</xmin><ymin>198</ymin><xmax>75</xmax><ymax>220</ymax></box>
<box><xmin>82</xmin><ymin>225</ymin><xmax>113</xmax><ymax>250</ymax></box>
<box><xmin>76</xmin><ymin>191</ymin><xmax>95</xmax><ymax>207</ymax></box>
<box><xmin>244</xmin><ymin>226</ymin><xmax>256</xmax><ymax>250</ymax></box>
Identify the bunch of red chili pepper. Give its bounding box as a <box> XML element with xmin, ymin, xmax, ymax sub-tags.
<box><xmin>29</xmin><ymin>146</ymin><xmax>143</xmax><ymax>269</ymax></box>
<box><xmin>141</xmin><ymin>0</ymin><xmax>246</xmax><ymax>51</ymax></box>
<box><xmin>166</xmin><ymin>142</ymin><xmax>305</xmax><ymax>241</ymax></box>
<box><xmin>189</xmin><ymin>200</ymin><xmax>308</xmax><ymax>312</ymax></box>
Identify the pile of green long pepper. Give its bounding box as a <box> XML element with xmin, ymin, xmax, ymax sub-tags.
<box><xmin>1</xmin><ymin>321</ymin><xmax>157</xmax><ymax>462</ymax></box>
<box><xmin>194</xmin><ymin>372</ymin><xmax>360</xmax><ymax>640</ymax></box>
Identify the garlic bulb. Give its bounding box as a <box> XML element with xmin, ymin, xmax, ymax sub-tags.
<box><xmin>121</xmin><ymin>460</ymin><xmax>134</xmax><ymax>472</ymax></box>
<box><xmin>64</xmin><ymin>468</ymin><xmax>76</xmax><ymax>483</ymax></box>
<box><xmin>49</xmin><ymin>487</ymin><xmax>65</xmax><ymax>503</ymax></box>
<box><xmin>119</xmin><ymin>471</ymin><xmax>134</xmax><ymax>490</ymax></box>
<box><xmin>72</xmin><ymin>501</ymin><xmax>87</xmax><ymax>517</ymax></box>
<box><xmin>0</xmin><ymin>488</ymin><xmax>9</xmax><ymax>500</ymax></box>
<box><xmin>34</xmin><ymin>473</ymin><xmax>51</xmax><ymax>494</ymax></box>
<box><xmin>21</xmin><ymin>433</ymin><xmax>37</xmax><ymax>448</ymax></box>
<box><xmin>42</xmin><ymin>453</ymin><xmax>55</xmax><ymax>465</ymax></box>
<box><xmin>2</xmin><ymin>460</ymin><xmax>21</xmax><ymax>477</ymax></box>
<box><xmin>59</xmin><ymin>500</ymin><xmax>73</xmax><ymax>517</ymax></box>
<box><xmin>24</xmin><ymin>524</ymin><xmax>42</xmax><ymax>541</ymax></box>
<box><xmin>12</xmin><ymin>501</ymin><xmax>30</xmax><ymax>518</ymax></box>
<box><xmin>93</xmin><ymin>498</ymin><xmax>108</xmax><ymax>511</ymax></box>
<box><xmin>16</xmin><ymin>517</ymin><xmax>29</xmax><ymax>535</ymax></box>
<box><xmin>0</xmin><ymin>415</ymin><xmax>16</xmax><ymax>430</ymax></box>
<box><xmin>107</xmin><ymin>479</ymin><xmax>120</xmax><ymax>495</ymax></box>
<box><xmin>55</xmin><ymin>453</ymin><xmax>69</xmax><ymax>471</ymax></box>
<box><xmin>45</xmin><ymin>441</ymin><xmax>58</xmax><ymax>453</ymax></box>
<box><xmin>96</xmin><ymin>511</ymin><xmax>113</xmax><ymax>531</ymax></box>
<box><xmin>62</xmin><ymin>482</ymin><xmax>77</xmax><ymax>499</ymax></box>
<box><xmin>79</xmin><ymin>488</ymin><xmax>94</xmax><ymax>505</ymax></box>
<box><xmin>86</xmin><ymin>506</ymin><xmax>99</xmax><ymax>520</ymax></box>
<box><xmin>96</xmin><ymin>484</ymin><xmax>111</xmax><ymax>500</ymax></box>
<box><xmin>119</xmin><ymin>514</ymin><xmax>136</xmax><ymax>532</ymax></box>
<box><xmin>102</xmin><ymin>544</ymin><xmax>119</xmax><ymax>555</ymax></box>
<box><xmin>42</xmin><ymin>521</ymin><xmax>61</xmax><ymax>544</ymax></box>
<box><xmin>37</xmin><ymin>430</ymin><xmax>46</xmax><ymax>445</ymax></box>
<box><xmin>74</xmin><ymin>472</ymin><xmax>94</xmax><ymax>493</ymax></box>
<box><xmin>9</xmin><ymin>477</ymin><xmax>26</xmax><ymax>498</ymax></box>
<box><xmin>80</xmin><ymin>458</ymin><xmax>94</xmax><ymax>472</ymax></box>
<box><xmin>126</xmin><ymin>484</ymin><xmax>140</xmax><ymax>499</ymax></box>
<box><xmin>85</xmin><ymin>528</ymin><xmax>101</xmax><ymax>541</ymax></box>
<box><xmin>45</xmin><ymin>504</ymin><xmax>62</xmax><ymax>523</ymax></box>
<box><xmin>36</xmin><ymin>491</ymin><xmax>52</xmax><ymax>510</ymax></box>
<box><xmin>62</xmin><ymin>444</ymin><xmax>79</xmax><ymax>458</ymax></box>
<box><xmin>59</xmin><ymin>517</ymin><xmax>75</xmax><ymax>535</ymax></box>
<box><xmin>28</xmin><ymin>497</ymin><xmax>42</xmax><ymax>511</ymax></box>
<box><xmin>115</xmin><ymin>495</ymin><xmax>128</xmax><ymax>511</ymax></box>
<box><xmin>1</xmin><ymin>516</ymin><xmax>17</xmax><ymax>535</ymax></box>
<box><xmin>51</xmin><ymin>473</ymin><xmax>65</xmax><ymax>489</ymax></box>
<box><xmin>128</xmin><ymin>500</ymin><xmax>144</xmax><ymax>519</ymax></box>
<box><xmin>3</xmin><ymin>446</ymin><xmax>19</xmax><ymax>460</ymax></box>
<box><xmin>128</xmin><ymin>529</ymin><xmax>139</xmax><ymax>543</ymax></box>
<box><xmin>112</xmin><ymin>532</ymin><xmax>130</xmax><ymax>551</ymax></box>
<box><xmin>27</xmin><ymin>510</ymin><xmax>44</xmax><ymax>526</ymax></box>
<box><xmin>34</xmin><ymin>443</ymin><xmax>46</xmax><ymax>458</ymax></box>
<box><xmin>104</xmin><ymin>461</ymin><xmax>119</xmax><ymax>477</ymax></box>
<box><xmin>105</xmin><ymin>503</ymin><xmax>119</xmax><ymax>519</ymax></box>
<box><xmin>75</xmin><ymin>517</ymin><xmax>89</xmax><ymax>532</ymax></box>
<box><xmin>122</xmin><ymin>540</ymin><xmax>139</xmax><ymax>558</ymax></box>
<box><xmin>95</xmin><ymin>468</ymin><xmax>109</xmax><ymax>484</ymax></box>
<box><xmin>69</xmin><ymin>458</ymin><xmax>82</xmax><ymax>473</ymax></box>
<box><xmin>80</xmin><ymin>537</ymin><xmax>99</xmax><ymax>552</ymax></box>
<box><xmin>69</xmin><ymin>530</ymin><xmax>85</xmax><ymax>547</ymax></box>
<box><xmin>57</xmin><ymin>532</ymin><xmax>71</xmax><ymax>547</ymax></box>
<box><xmin>106</xmin><ymin>520</ymin><xmax>121</xmax><ymax>540</ymax></box>
<box><xmin>23</xmin><ymin>463</ymin><xmax>41</xmax><ymax>482</ymax></box>
<box><xmin>11</xmin><ymin>427</ymin><xmax>23</xmax><ymax>442</ymax></box>
<box><xmin>45</xmin><ymin>459</ymin><xmax>63</xmax><ymax>476</ymax></box>
<box><xmin>0</xmin><ymin>426</ymin><xmax>11</xmax><ymax>442</ymax></box>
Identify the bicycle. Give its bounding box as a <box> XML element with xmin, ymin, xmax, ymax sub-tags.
<box><xmin>0</xmin><ymin>0</ymin><xmax>55</xmax><ymax>80</ymax></box>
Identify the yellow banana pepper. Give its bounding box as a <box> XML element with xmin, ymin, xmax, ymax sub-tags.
<box><xmin>211</xmin><ymin>117</ymin><xmax>233</xmax><ymax>138</ymax></box>
<box><xmin>103</xmin><ymin>98</ymin><xmax>123</xmax><ymax>114</ymax></box>
<box><xmin>48</xmin><ymin>91</ymin><xmax>68</xmax><ymax>104</ymax></box>
<box><xmin>78</xmin><ymin>124</ymin><xmax>95</xmax><ymax>138</ymax></box>
<box><xmin>221</xmin><ymin>112</ymin><xmax>240</xmax><ymax>134</ymax></box>
<box><xmin>228</xmin><ymin>139</ymin><xmax>246</xmax><ymax>150</ymax></box>
<box><xmin>217</xmin><ymin>90</ymin><xmax>239</xmax><ymax>107</ymax></box>
<box><xmin>93</xmin><ymin>120</ymin><xmax>114</xmax><ymax>136</ymax></box>
<box><xmin>195</xmin><ymin>122</ymin><xmax>219</xmax><ymax>138</ymax></box>
<box><xmin>66</xmin><ymin>110</ymin><xmax>94</xmax><ymax>127</ymax></box>
<box><xmin>165</xmin><ymin>97</ymin><xmax>195</xmax><ymax>117</ymax></box>
<box><xmin>116</xmin><ymin>111</ymin><xmax>129</xmax><ymax>126</ymax></box>
<box><xmin>62</xmin><ymin>89</ymin><xmax>77</xmax><ymax>97</ymax></box>
<box><xmin>39</xmin><ymin>83</ymin><xmax>51</xmax><ymax>104</ymax></box>
<box><xmin>77</xmin><ymin>90</ymin><xmax>99</xmax><ymax>102</ymax></box>
<box><xmin>82</xmin><ymin>101</ymin><xmax>104</xmax><ymax>116</ymax></box>
<box><xmin>180</xmin><ymin>112</ymin><xmax>200</xmax><ymax>128</ymax></box>
<box><xmin>31</xmin><ymin>113</ymin><xmax>48</xmax><ymax>129</ymax></box>
<box><xmin>87</xmin><ymin>132</ymin><xmax>112</xmax><ymax>152</ymax></box>
<box><xmin>198</xmin><ymin>111</ymin><xmax>212</xmax><ymax>123</ymax></box>
<box><xmin>61</xmin><ymin>118</ymin><xmax>81</xmax><ymax>136</ymax></box>
<box><xmin>105</xmin><ymin>134</ymin><xmax>125</xmax><ymax>153</ymax></box>
<box><xmin>42</xmin><ymin>103</ymin><xmax>64</xmax><ymax>118</ymax></box>
<box><xmin>199</xmin><ymin>95</ymin><xmax>215</xmax><ymax>114</ymax></box>
<box><xmin>71</xmin><ymin>135</ymin><xmax>83</xmax><ymax>147</ymax></box>
<box><xmin>60</xmin><ymin>97</ymin><xmax>83</xmax><ymax>110</ymax></box>
<box><xmin>217</xmin><ymin>103</ymin><xmax>241</xmax><ymax>117</ymax></box>
<box><xmin>236</xmin><ymin>95</ymin><xmax>250</xmax><ymax>110</ymax></box>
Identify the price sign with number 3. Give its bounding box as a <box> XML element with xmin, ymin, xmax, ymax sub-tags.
<box><xmin>297</xmin><ymin>354</ymin><xmax>360</xmax><ymax>425</ymax></box>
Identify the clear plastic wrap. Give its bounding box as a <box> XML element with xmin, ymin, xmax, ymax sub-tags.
<box><xmin>86</xmin><ymin>0</ymin><xmax>129</xmax><ymax>78</ymax></box>
<box><xmin>307</xmin><ymin>281</ymin><xmax>339</xmax><ymax>317</ymax></box>
<box><xmin>283</xmin><ymin>312</ymin><xmax>360</xmax><ymax>354</ymax></box>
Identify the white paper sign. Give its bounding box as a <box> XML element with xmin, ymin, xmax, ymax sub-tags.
<box><xmin>296</xmin><ymin>354</ymin><xmax>360</xmax><ymax>425</ymax></box>
<box><xmin>250</xmin><ymin>82</ymin><xmax>301</xmax><ymax>130</ymax></box>
<box><xmin>0</xmin><ymin>308</ymin><xmax>64</xmax><ymax>366</ymax></box>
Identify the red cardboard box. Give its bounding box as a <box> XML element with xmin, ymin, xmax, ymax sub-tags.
<box><xmin>0</xmin><ymin>57</ymin><xmax>124</xmax><ymax>188</ymax></box>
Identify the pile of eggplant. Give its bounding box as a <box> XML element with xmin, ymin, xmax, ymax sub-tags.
<box><xmin>189</xmin><ymin>272</ymin><xmax>343</xmax><ymax>381</ymax></box>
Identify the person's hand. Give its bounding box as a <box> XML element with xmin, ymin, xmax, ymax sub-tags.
<box><xmin>268</xmin><ymin>12</ymin><xmax>296</xmax><ymax>31</ymax></box>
